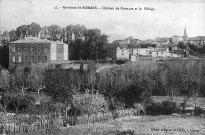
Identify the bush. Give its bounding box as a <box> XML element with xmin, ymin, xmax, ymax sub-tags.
<box><xmin>34</xmin><ymin>101</ymin><xmax>58</xmax><ymax>115</ymax></box>
<box><xmin>146</xmin><ymin>100</ymin><xmax>180</xmax><ymax>115</ymax></box>
<box><xmin>112</xmin><ymin>110</ymin><xmax>119</xmax><ymax>119</ymax></box>
<box><xmin>63</xmin><ymin>116</ymin><xmax>78</xmax><ymax>126</ymax></box>
<box><xmin>194</xmin><ymin>107</ymin><xmax>205</xmax><ymax>116</ymax></box>
<box><xmin>67</xmin><ymin>105</ymin><xmax>81</xmax><ymax>117</ymax></box>
<box><xmin>115</xmin><ymin>59</ymin><xmax>128</xmax><ymax>64</ymax></box>
<box><xmin>173</xmin><ymin>106</ymin><xmax>182</xmax><ymax>114</ymax></box>
<box><xmin>73</xmin><ymin>91</ymin><xmax>109</xmax><ymax>116</ymax></box>
<box><xmin>146</xmin><ymin>102</ymin><xmax>163</xmax><ymax>116</ymax></box>
<box><xmin>161</xmin><ymin>100</ymin><xmax>177</xmax><ymax>115</ymax></box>
<box><xmin>4</xmin><ymin>95</ymin><xmax>35</xmax><ymax>113</ymax></box>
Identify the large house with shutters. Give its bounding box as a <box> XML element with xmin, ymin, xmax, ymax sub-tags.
<box><xmin>9</xmin><ymin>37</ymin><xmax>69</xmax><ymax>68</ymax></box>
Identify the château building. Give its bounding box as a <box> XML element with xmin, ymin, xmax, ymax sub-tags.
<box><xmin>9</xmin><ymin>37</ymin><xmax>69</xmax><ymax>68</ymax></box>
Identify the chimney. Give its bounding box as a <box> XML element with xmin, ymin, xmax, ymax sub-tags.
<box><xmin>20</xmin><ymin>32</ymin><xmax>24</xmax><ymax>40</ymax></box>
<box><xmin>65</xmin><ymin>31</ymin><xmax>67</xmax><ymax>41</ymax></box>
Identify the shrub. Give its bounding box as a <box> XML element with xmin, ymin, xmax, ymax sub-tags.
<box><xmin>73</xmin><ymin>91</ymin><xmax>109</xmax><ymax>116</ymax></box>
<box><xmin>112</xmin><ymin>110</ymin><xmax>119</xmax><ymax>119</ymax></box>
<box><xmin>34</xmin><ymin>101</ymin><xmax>58</xmax><ymax>115</ymax></box>
<box><xmin>146</xmin><ymin>100</ymin><xmax>181</xmax><ymax>115</ymax></box>
<box><xmin>146</xmin><ymin>102</ymin><xmax>163</xmax><ymax>116</ymax></box>
<box><xmin>115</xmin><ymin>59</ymin><xmax>128</xmax><ymax>64</ymax></box>
<box><xmin>4</xmin><ymin>95</ymin><xmax>35</xmax><ymax>113</ymax></box>
<box><xmin>161</xmin><ymin>100</ymin><xmax>177</xmax><ymax>115</ymax></box>
<box><xmin>194</xmin><ymin>107</ymin><xmax>205</xmax><ymax>116</ymax></box>
<box><xmin>67</xmin><ymin>104</ymin><xmax>81</xmax><ymax>117</ymax></box>
<box><xmin>63</xmin><ymin>116</ymin><xmax>78</xmax><ymax>126</ymax></box>
<box><xmin>173</xmin><ymin>106</ymin><xmax>182</xmax><ymax>114</ymax></box>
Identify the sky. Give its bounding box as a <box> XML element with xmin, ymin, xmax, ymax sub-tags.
<box><xmin>0</xmin><ymin>0</ymin><xmax>205</xmax><ymax>42</ymax></box>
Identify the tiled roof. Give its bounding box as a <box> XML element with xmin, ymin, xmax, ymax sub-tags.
<box><xmin>166</xmin><ymin>43</ymin><xmax>178</xmax><ymax>47</ymax></box>
<box><xmin>197</xmin><ymin>36</ymin><xmax>205</xmax><ymax>40</ymax></box>
<box><xmin>156</xmin><ymin>37</ymin><xmax>169</xmax><ymax>42</ymax></box>
<box><xmin>10</xmin><ymin>37</ymin><xmax>51</xmax><ymax>43</ymax></box>
<box><xmin>151</xmin><ymin>48</ymin><xmax>167</xmax><ymax>52</ymax></box>
<box><xmin>188</xmin><ymin>37</ymin><xmax>201</xmax><ymax>41</ymax></box>
<box><xmin>169</xmin><ymin>49</ymin><xmax>184</xmax><ymax>54</ymax></box>
<box><xmin>10</xmin><ymin>37</ymin><xmax>66</xmax><ymax>44</ymax></box>
<box><xmin>172</xmin><ymin>35</ymin><xmax>181</xmax><ymax>37</ymax></box>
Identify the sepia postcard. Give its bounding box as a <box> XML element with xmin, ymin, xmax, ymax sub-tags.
<box><xmin>0</xmin><ymin>0</ymin><xmax>205</xmax><ymax>135</ymax></box>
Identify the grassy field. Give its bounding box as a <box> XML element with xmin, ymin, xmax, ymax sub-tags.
<box><xmin>16</xmin><ymin>115</ymin><xmax>205</xmax><ymax>135</ymax></box>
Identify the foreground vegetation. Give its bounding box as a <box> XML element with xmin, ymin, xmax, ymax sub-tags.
<box><xmin>4</xmin><ymin>115</ymin><xmax>204</xmax><ymax>135</ymax></box>
<box><xmin>0</xmin><ymin>59</ymin><xmax>205</xmax><ymax>134</ymax></box>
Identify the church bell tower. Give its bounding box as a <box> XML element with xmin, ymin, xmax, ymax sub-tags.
<box><xmin>183</xmin><ymin>27</ymin><xmax>188</xmax><ymax>41</ymax></box>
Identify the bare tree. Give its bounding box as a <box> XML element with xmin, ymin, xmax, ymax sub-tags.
<box><xmin>30</xmin><ymin>66</ymin><xmax>46</xmax><ymax>98</ymax></box>
<box><xmin>11</xmin><ymin>66</ymin><xmax>31</xmax><ymax>96</ymax></box>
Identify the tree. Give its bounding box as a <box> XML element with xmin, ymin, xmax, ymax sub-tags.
<box><xmin>0</xmin><ymin>69</ymin><xmax>10</xmax><ymax>94</ymax></box>
<box><xmin>178</xmin><ymin>42</ymin><xmax>187</xmax><ymax>49</ymax></box>
<box><xmin>186</xmin><ymin>61</ymin><xmax>201</xmax><ymax>113</ymax></box>
<box><xmin>30</xmin><ymin>22</ymin><xmax>41</xmax><ymax>37</ymax></box>
<box><xmin>73</xmin><ymin>89</ymin><xmax>108</xmax><ymax>119</ymax></box>
<box><xmin>30</xmin><ymin>65</ymin><xmax>45</xmax><ymax>98</ymax></box>
<box><xmin>47</xmin><ymin>25</ymin><xmax>61</xmax><ymax>41</ymax></box>
<box><xmin>11</xmin><ymin>66</ymin><xmax>31</xmax><ymax>96</ymax></box>
<box><xmin>15</xmin><ymin>25</ymin><xmax>32</xmax><ymax>39</ymax></box>
<box><xmin>0</xmin><ymin>44</ymin><xmax>9</xmax><ymax>68</ymax></box>
<box><xmin>2</xmin><ymin>31</ymin><xmax>9</xmax><ymax>41</ymax></box>
<box><xmin>9</xmin><ymin>29</ymin><xmax>17</xmax><ymax>42</ymax></box>
<box><xmin>65</xmin><ymin>25</ymin><xmax>74</xmax><ymax>42</ymax></box>
<box><xmin>162</xmin><ymin>62</ymin><xmax>181</xmax><ymax>103</ymax></box>
<box><xmin>44</xmin><ymin>69</ymin><xmax>75</xmax><ymax>118</ymax></box>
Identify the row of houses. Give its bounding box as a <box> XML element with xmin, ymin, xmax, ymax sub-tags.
<box><xmin>115</xmin><ymin>28</ymin><xmax>205</xmax><ymax>60</ymax></box>
<box><xmin>155</xmin><ymin>36</ymin><xmax>205</xmax><ymax>47</ymax></box>
<box><xmin>155</xmin><ymin>28</ymin><xmax>205</xmax><ymax>46</ymax></box>
<box><xmin>116</xmin><ymin>44</ymin><xmax>186</xmax><ymax>61</ymax></box>
<box><xmin>113</xmin><ymin>28</ymin><xmax>205</xmax><ymax>47</ymax></box>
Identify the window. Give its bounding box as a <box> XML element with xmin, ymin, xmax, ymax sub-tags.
<box><xmin>122</xmin><ymin>50</ymin><xmax>124</xmax><ymax>52</ymax></box>
<box><xmin>44</xmin><ymin>56</ymin><xmax>47</xmax><ymax>63</ymax></box>
<box><xmin>31</xmin><ymin>56</ymin><xmax>34</xmax><ymax>62</ymax></box>
<box><xmin>121</xmin><ymin>53</ymin><xmax>124</xmax><ymax>55</ymax></box>
<box><xmin>44</xmin><ymin>47</ymin><xmax>48</xmax><ymax>53</ymax></box>
<box><xmin>162</xmin><ymin>52</ymin><xmax>163</xmax><ymax>54</ymax></box>
<box><xmin>12</xmin><ymin>56</ymin><xmax>15</xmax><ymax>62</ymax></box>
<box><xmin>38</xmin><ymin>56</ymin><xmax>41</xmax><ymax>62</ymax></box>
<box><xmin>57</xmin><ymin>47</ymin><xmax>63</xmax><ymax>53</ymax></box>
<box><xmin>18</xmin><ymin>47</ymin><xmax>22</xmax><ymax>53</ymax></box>
<box><xmin>157</xmin><ymin>52</ymin><xmax>158</xmax><ymax>55</ymax></box>
<box><xmin>31</xmin><ymin>47</ymin><xmax>34</xmax><ymax>53</ymax></box>
<box><xmin>13</xmin><ymin>46</ymin><xmax>15</xmax><ymax>52</ymax></box>
<box><xmin>24</xmin><ymin>46</ymin><xmax>27</xmax><ymax>52</ymax></box>
<box><xmin>25</xmin><ymin>56</ymin><xmax>28</xmax><ymax>61</ymax></box>
<box><xmin>38</xmin><ymin>46</ymin><xmax>40</xmax><ymax>52</ymax></box>
<box><xmin>18</xmin><ymin>56</ymin><xmax>21</xmax><ymax>62</ymax></box>
<box><xmin>9</xmin><ymin>46</ymin><xmax>12</xmax><ymax>52</ymax></box>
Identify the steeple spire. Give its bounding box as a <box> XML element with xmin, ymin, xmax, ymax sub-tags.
<box><xmin>183</xmin><ymin>27</ymin><xmax>188</xmax><ymax>41</ymax></box>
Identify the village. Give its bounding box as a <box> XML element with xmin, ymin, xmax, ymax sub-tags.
<box><xmin>0</xmin><ymin>0</ymin><xmax>205</xmax><ymax>135</ymax></box>
<box><xmin>115</xmin><ymin>28</ymin><xmax>205</xmax><ymax>61</ymax></box>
